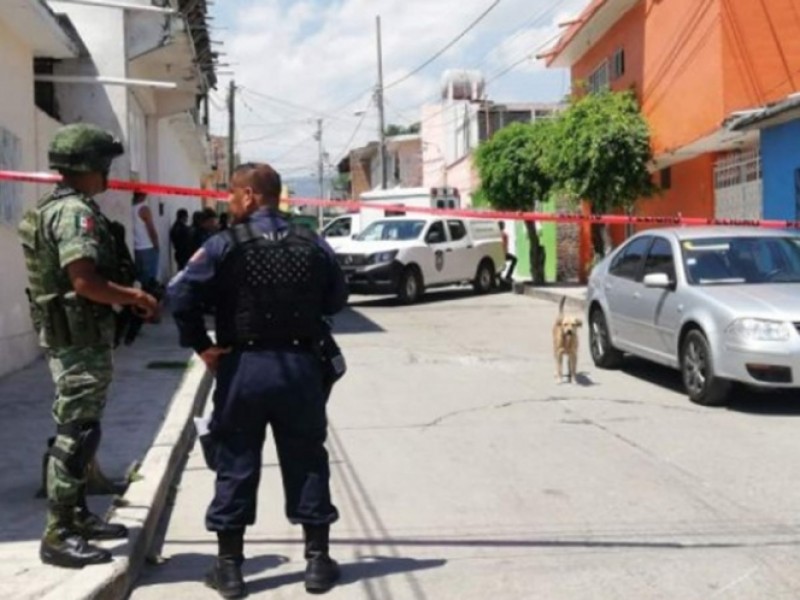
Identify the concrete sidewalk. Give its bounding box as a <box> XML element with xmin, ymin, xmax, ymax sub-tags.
<box><xmin>0</xmin><ymin>318</ymin><xmax>211</xmax><ymax>600</ymax></box>
<box><xmin>512</xmin><ymin>281</ymin><xmax>587</xmax><ymax>310</ymax></box>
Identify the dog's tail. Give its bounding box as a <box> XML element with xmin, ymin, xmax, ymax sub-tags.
<box><xmin>559</xmin><ymin>295</ymin><xmax>566</xmax><ymax>318</ymax></box>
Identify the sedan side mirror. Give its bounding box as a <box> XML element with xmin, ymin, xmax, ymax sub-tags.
<box><xmin>643</xmin><ymin>272</ymin><xmax>673</xmax><ymax>289</ymax></box>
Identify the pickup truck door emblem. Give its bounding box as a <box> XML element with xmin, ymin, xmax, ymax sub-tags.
<box><xmin>435</xmin><ymin>250</ymin><xmax>445</xmax><ymax>271</ymax></box>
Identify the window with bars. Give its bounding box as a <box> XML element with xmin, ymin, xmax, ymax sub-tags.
<box><xmin>588</xmin><ymin>60</ymin><xmax>610</xmax><ymax>94</ymax></box>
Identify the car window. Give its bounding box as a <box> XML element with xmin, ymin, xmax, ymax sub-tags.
<box><xmin>643</xmin><ymin>238</ymin><xmax>675</xmax><ymax>281</ymax></box>
<box><xmin>426</xmin><ymin>221</ymin><xmax>447</xmax><ymax>244</ymax></box>
<box><xmin>323</xmin><ymin>217</ymin><xmax>351</xmax><ymax>237</ymax></box>
<box><xmin>683</xmin><ymin>236</ymin><xmax>800</xmax><ymax>284</ymax></box>
<box><xmin>447</xmin><ymin>220</ymin><xmax>467</xmax><ymax>241</ymax></box>
<box><xmin>609</xmin><ymin>236</ymin><xmax>652</xmax><ymax>280</ymax></box>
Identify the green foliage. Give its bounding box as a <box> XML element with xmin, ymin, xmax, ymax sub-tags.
<box><xmin>474</xmin><ymin>120</ymin><xmax>553</xmax><ymax>211</ymax></box>
<box><xmin>543</xmin><ymin>90</ymin><xmax>656</xmax><ymax>215</ymax></box>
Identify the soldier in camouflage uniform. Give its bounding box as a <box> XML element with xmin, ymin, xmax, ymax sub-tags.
<box><xmin>18</xmin><ymin>123</ymin><xmax>159</xmax><ymax>569</ymax></box>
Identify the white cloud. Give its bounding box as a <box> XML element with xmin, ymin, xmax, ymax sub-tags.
<box><xmin>210</xmin><ymin>0</ymin><xmax>592</xmax><ymax>176</ymax></box>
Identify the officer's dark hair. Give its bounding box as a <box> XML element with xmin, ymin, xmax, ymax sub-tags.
<box><xmin>176</xmin><ymin>208</ymin><xmax>188</xmax><ymax>220</ymax></box>
<box><xmin>233</xmin><ymin>162</ymin><xmax>282</xmax><ymax>207</ymax></box>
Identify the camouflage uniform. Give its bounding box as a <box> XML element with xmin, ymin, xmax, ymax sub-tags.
<box><xmin>17</xmin><ymin>123</ymin><xmax>134</xmax><ymax>568</ymax></box>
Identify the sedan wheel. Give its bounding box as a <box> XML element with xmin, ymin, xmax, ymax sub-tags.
<box><xmin>680</xmin><ymin>329</ymin><xmax>731</xmax><ymax>406</ymax></box>
<box><xmin>589</xmin><ymin>308</ymin><xmax>623</xmax><ymax>369</ymax></box>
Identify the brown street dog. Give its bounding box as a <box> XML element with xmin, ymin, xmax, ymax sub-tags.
<box><xmin>553</xmin><ymin>296</ymin><xmax>582</xmax><ymax>383</ymax></box>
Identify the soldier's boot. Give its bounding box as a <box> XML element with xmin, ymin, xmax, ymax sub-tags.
<box><xmin>204</xmin><ymin>529</ymin><xmax>246</xmax><ymax>599</ymax></box>
<box><xmin>303</xmin><ymin>524</ymin><xmax>340</xmax><ymax>594</ymax></box>
<box><xmin>40</xmin><ymin>507</ymin><xmax>112</xmax><ymax>569</ymax></box>
<box><xmin>74</xmin><ymin>504</ymin><xmax>128</xmax><ymax>540</ymax></box>
<box><xmin>85</xmin><ymin>457</ymin><xmax>129</xmax><ymax>496</ymax></box>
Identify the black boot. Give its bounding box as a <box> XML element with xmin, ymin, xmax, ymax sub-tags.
<box><xmin>74</xmin><ymin>505</ymin><xmax>128</xmax><ymax>540</ymax></box>
<box><xmin>205</xmin><ymin>530</ymin><xmax>246</xmax><ymax>599</ymax></box>
<box><xmin>303</xmin><ymin>524</ymin><xmax>340</xmax><ymax>594</ymax></box>
<box><xmin>40</xmin><ymin>527</ymin><xmax>112</xmax><ymax>569</ymax></box>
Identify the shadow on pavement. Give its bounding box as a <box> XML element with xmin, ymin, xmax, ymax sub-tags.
<box><xmin>617</xmin><ymin>357</ymin><xmax>800</xmax><ymax>416</ymax></box>
<box><xmin>0</xmin><ymin>319</ymin><xmax>193</xmax><ymax>546</ymax></box>
<box><xmin>136</xmin><ymin>552</ymin><xmax>290</xmax><ymax>588</ymax></box>
<box><xmin>247</xmin><ymin>555</ymin><xmax>446</xmax><ymax>595</ymax></box>
<box><xmin>348</xmin><ymin>286</ymin><xmax>510</xmax><ymax>309</ymax></box>
<box><xmin>331</xmin><ymin>308</ymin><xmax>386</xmax><ymax>335</ymax></box>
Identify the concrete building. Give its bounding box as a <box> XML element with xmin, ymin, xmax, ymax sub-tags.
<box><xmin>544</xmin><ymin>0</ymin><xmax>800</xmax><ymax>277</ymax></box>
<box><xmin>421</xmin><ymin>70</ymin><xmax>560</xmax><ymax>206</ymax></box>
<box><xmin>420</xmin><ymin>70</ymin><xmax>561</xmax><ymax>281</ymax></box>
<box><xmin>345</xmin><ymin>134</ymin><xmax>423</xmax><ymax>199</ymax></box>
<box><xmin>0</xmin><ymin>0</ymin><xmax>217</xmax><ymax>378</ymax></box>
<box><xmin>0</xmin><ymin>0</ymin><xmax>80</xmax><ymax>376</ymax></box>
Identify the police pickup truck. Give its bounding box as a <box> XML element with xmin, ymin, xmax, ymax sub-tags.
<box><xmin>335</xmin><ymin>215</ymin><xmax>505</xmax><ymax>304</ymax></box>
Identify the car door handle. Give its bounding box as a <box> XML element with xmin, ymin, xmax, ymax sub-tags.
<box><xmin>446</xmin><ymin>249</ymin><xmax>453</xmax><ymax>252</ymax></box>
<box><xmin>466</xmin><ymin>245</ymin><xmax>473</xmax><ymax>249</ymax></box>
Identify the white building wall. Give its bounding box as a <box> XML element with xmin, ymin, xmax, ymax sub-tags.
<box><xmin>155</xmin><ymin>118</ymin><xmax>205</xmax><ymax>280</ymax></box>
<box><xmin>0</xmin><ymin>21</ymin><xmax>46</xmax><ymax>377</ymax></box>
<box><xmin>49</xmin><ymin>2</ymin><xmax>132</xmax><ymax>228</ymax></box>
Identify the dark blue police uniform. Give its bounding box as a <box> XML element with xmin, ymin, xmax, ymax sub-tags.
<box><xmin>167</xmin><ymin>208</ymin><xmax>347</xmax><ymax>533</ymax></box>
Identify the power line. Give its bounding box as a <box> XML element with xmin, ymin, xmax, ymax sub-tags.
<box><xmin>386</xmin><ymin>0</ymin><xmax>571</xmax><ymax>135</ymax></box>
<box><xmin>391</xmin><ymin>0</ymin><xmax>570</xmax><ymax>115</ymax></box>
<box><xmin>333</xmin><ymin>97</ymin><xmax>374</xmax><ymax>165</ymax></box>
<box><xmin>238</xmin><ymin>86</ymin><xmax>356</xmax><ymax>122</ymax></box>
<box><xmin>326</xmin><ymin>0</ymin><xmax>505</xmax><ymax>118</ymax></box>
<box><xmin>383</xmin><ymin>0</ymin><xmax>503</xmax><ymax>92</ymax></box>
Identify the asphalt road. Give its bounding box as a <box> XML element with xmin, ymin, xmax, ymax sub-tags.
<box><xmin>131</xmin><ymin>288</ymin><xmax>800</xmax><ymax>600</ymax></box>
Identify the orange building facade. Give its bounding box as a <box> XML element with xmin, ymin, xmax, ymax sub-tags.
<box><xmin>546</xmin><ymin>0</ymin><xmax>800</xmax><ymax>279</ymax></box>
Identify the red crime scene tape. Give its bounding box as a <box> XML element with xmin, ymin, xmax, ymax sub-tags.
<box><xmin>2</xmin><ymin>169</ymin><xmax>799</xmax><ymax>230</ymax></box>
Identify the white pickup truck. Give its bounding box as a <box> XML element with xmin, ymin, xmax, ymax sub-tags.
<box><xmin>335</xmin><ymin>215</ymin><xmax>505</xmax><ymax>303</ymax></box>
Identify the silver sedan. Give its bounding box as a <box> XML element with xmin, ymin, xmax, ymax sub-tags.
<box><xmin>586</xmin><ymin>227</ymin><xmax>800</xmax><ymax>405</ymax></box>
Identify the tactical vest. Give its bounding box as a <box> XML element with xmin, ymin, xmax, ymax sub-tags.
<box><xmin>215</xmin><ymin>222</ymin><xmax>328</xmax><ymax>347</ymax></box>
<box><xmin>18</xmin><ymin>187</ymin><xmax>133</xmax><ymax>349</ymax></box>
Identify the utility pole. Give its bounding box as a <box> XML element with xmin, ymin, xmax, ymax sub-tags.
<box><xmin>227</xmin><ymin>79</ymin><xmax>236</xmax><ymax>186</ymax></box>
<box><xmin>376</xmin><ymin>15</ymin><xmax>387</xmax><ymax>190</ymax></box>
<box><xmin>315</xmin><ymin>118</ymin><xmax>324</xmax><ymax>227</ymax></box>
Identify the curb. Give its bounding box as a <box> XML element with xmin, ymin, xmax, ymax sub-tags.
<box><xmin>41</xmin><ymin>358</ymin><xmax>213</xmax><ymax>600</ymax></box>
<box><xmin>512</xmin><ymin>282</ymin><xmax>588</xmax><ymax>311</ymax></box>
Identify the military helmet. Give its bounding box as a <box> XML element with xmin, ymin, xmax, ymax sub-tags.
<box><xmin>48</xmin><ymin>123</ymin><xmax>124</xmax><ymax>174</ymax></box>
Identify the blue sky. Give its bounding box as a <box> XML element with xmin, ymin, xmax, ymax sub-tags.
<box><xmin>208</xmin><ymin>0</ymin><xmax>592</xmax><ymax>181</ymax></box>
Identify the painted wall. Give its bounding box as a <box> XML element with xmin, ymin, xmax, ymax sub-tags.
<box><xmin>761</xmin><ymin>119</ymin><xmax>800</xmax><ymax>221</ymax></box>
<box><xmin>570</xmin><ymin>0</ymin><xmax>725</xmax><ymax>156</ymax></box>
<box><xmin>721</xmin><ymin>0</ymin><xmax>800</xmax><ymax>113</ymax></box>
<box><xmin>50</xmin><ymin>2</ymin><xmax>132</xmax><ymax>229</ymax></box>
<box><xmin>0</xmin><ymin>21</ymin><xmax>45</xmax><ymax>377</ymax></box>
<box><xmin>155</xmin><ymin>118</ymin><xmax>205</xmax><ymax>280</ymax></box>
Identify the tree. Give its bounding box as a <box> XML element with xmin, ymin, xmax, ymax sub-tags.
<box><xmin>385</xmin><ymin>122</ymin><xmax>421</xmax><ymax>137</ymax></box>
<box><xmin>543</xmin><ymin>90</ymin><xmax>656</xmax><ymax>260</ymax></box>
<box><xmin>474</xmin><ymin>120</ymin><xmax>553</xmax><ymax>284</ymax></box>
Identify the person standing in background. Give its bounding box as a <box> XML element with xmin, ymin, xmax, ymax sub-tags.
<box><xmin>498</xmin><ymin>221</ymin><xmax>517</xmax><ymax>284</ymax></box>
<box><xmin>132</xmin><ymin>192</ymin><xmax>160</xmax><ymax>284</ymax></box>
<box><xmin>170</xmin><ymin>208</ymin><xmax>192</xmax><ymax>270</ymax></box>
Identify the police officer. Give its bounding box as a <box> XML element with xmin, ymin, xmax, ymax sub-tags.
<box><xmin>18</xmin><ymin>123</ymin><xmax>159</xmax><ymax>568</ymax></box>
<box><xmin>167</xmin><ymin>163</ymin><xmax>347</xmax><ymax>598</ymax></box>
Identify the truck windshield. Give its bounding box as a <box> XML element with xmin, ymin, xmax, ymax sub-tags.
<box><xmin>357</xmin><ymin>219</ymin><xmax>426</xmax><ymax>241</ymax></box>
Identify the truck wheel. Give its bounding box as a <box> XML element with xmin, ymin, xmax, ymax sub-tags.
<box><xmin>398</xmin><ymin>267</ymin><xmax>423</xmax><ymax>304</ymax></box>
<box><xmin>473</xmin><ymin>259</ymin><xmax>494</xmax><ymax>294</ymax></box>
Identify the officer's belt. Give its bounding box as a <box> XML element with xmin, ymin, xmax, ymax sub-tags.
<box><xmin>235</xmin><ymin>338</ymin><xmax>316</xmax><ymax>352</ymax></box>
